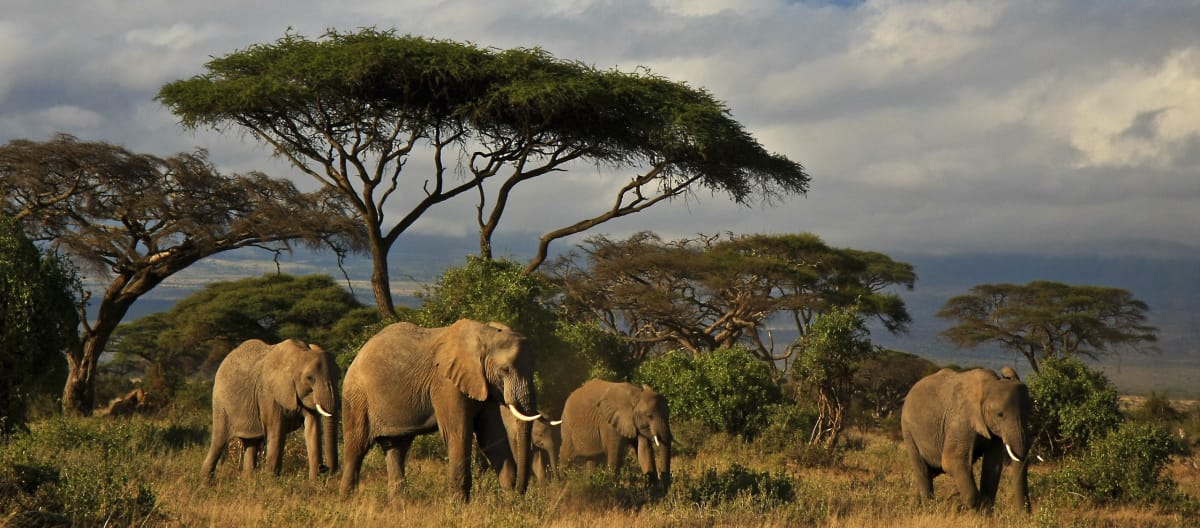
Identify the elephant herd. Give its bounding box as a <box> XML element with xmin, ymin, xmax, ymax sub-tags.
<box><xmin>201</xmin><ymin>319</ymin><xmax>673</xmax><ymax>502</ymax></box>
<box><xmin>201</xmin><ymin>318</ymin><xmax>1032</xmax><ymax>511</ymax></box>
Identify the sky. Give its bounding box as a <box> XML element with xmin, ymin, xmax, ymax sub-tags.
<box><xmin>3</xmin><ymin>0</ymin><xmax>1200</xmax><ymax>261</ymax></box>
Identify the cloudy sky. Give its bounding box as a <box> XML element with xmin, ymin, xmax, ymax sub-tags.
<box><xmin>3</xmin><ymin>0</ymin><xmax>1199</xmax><ymax>261</ymax></box>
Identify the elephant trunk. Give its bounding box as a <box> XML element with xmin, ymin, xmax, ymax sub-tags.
<box><xmin>322</xmin><ymin>381</ymin><xmax>338</xmax><ymax>472</ymax></box>
<box><xmin>514</xmin><ymin>419</ymin><xmax>531</xmax><ymax>494</ymax></box>
<box><xmin>656</xmin><ymin>438</ymin><xmax>672</xmax><ymax>489</ymax></box>
<box><xmin>505</xmin><ymin>377</ymin><xmax>536</xmax><ymax>494</ymax></box>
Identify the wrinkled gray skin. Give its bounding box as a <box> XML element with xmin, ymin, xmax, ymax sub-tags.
<box><xmin>478</xmin><ymin>410</ymin><xmax>562</xmax><ymax>484</ymax></box>
<box><xmin>560</xmin><ymin>380</ymin><xmax>672</xmax><ymax>488</ymax></box>
<box><xmin>202</xmin><ymin>339</ymin><xmax>339</xmax><ymax>482</ymax></box>
<box><xmin>340</xmin><ymin>320</ymin><xmax>538</xmax><ymax>502</ymax></box>
<box><xmin>900</xmin><ymin>368</ymin><xmax>1032</xmax><ymax>511</ymax></box>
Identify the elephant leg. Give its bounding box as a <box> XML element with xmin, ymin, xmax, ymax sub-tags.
<box><xmin>241</xmin><ymin>438</ymin><xmax>262</xmax><ymax>475</ymax></box>
<box><xmin>978</xmin><ymin>448</ymin><xmax>1004</xmax><ymax>512</ymax></box>
<box><xmin>201</xmin><ymin>412</ymin><xmax>229</xmax><ymax>482</ymax></box>
<box><xmin>605</xmin><ymin>434</ymin><xmax>626</xmax><ymax>471</ymax></box>
<box><xmin>904</xmin><ymin>438</ymin><xmax>934</xmax><ymax>500</ymax></box>
<box><xmin>559</xmin><ymin>434</ymin><xmax>574</xmax><ymax>470</ymax></box>
<box><xmin>382</xmin><ymin>436</ymin><xmax>414</xmax><ymax>498</ymax></box>
<box><xmin>942</xmin><ymin>449</ymin><xmax>980</xmax><ymax>510</ymax></box>
<box><xmin>531</xmin><ymin>451</ymin><xmax>547</xmax><ymax>483</ymax></box>
<box><xmin>442</xmin><ymin>423</ymin><xmax>474</xmax><ymax>502</ymax></box>
<box><xmin>340</xmin><ymin>400</ymin><xmax>369</xmax><ymax>496</ymax></box>
<box><xmin>304</xmin><ymin>412</ymin><xmax>322</xmax><ymax>479</ymax></box>
<box><xmin>475</xmin><ymin>409</ymin><xmax>515</xmax><ymax>490</ymax></box>
<box><xmin>264</xmin><ymin>413</ymin><xmax>287</xmax><ymax>476</ymax></box>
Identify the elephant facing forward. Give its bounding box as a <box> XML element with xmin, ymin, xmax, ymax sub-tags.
<box><xmin>479</xmin><ymin>409</ymin><xmax>562</xmax><ymax>484</ymax></box>
<box><xmin>339</xmin><ymin>320</ymin><xmax>540</xmax><ymax>501</ymax></box>
<box><xmin>900</xmin><ymin>367</ymin><xmax>1032</xmax><ymax>511</ymax></box>
<box><xmin>560</xmin><ymin>380</ymin><xmax>672</xmax><ymax>488</ymax></box>
<box><xmin>202</xmin><ymin>338</ymin><xmax>339</xmax><ymax>482</ymax></box>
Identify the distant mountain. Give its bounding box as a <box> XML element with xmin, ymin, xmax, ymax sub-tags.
<box><xmin>92</xmin><ymin>236</ymin><xmax>1200</xmax><ymax>397</ymax></box>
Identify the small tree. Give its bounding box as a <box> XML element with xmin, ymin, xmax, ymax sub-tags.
<box><xmin>0</xmin><ymin>218</ymin><xmax>80</xmax><ymax>433</ymax></box>
<box><xmin>636</xmin><ymin>348</ymin><xmax>783</xmax><ymax>438</ymax></box>
<box><xmin>1026</xmin><ymin>356</ymin><xmax>1122</xmax><ymax>458</ymax></box>
<box><xmin>792</xmin><ymin>304</ymin><xmax>875</xmax><ymax>447</ymax></box>
<box><xmin>938</xmin><ymin>281</ymin><xmax>1158</xmax><ymax>373</ymax></box>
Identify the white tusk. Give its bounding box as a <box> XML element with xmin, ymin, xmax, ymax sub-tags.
<box><xmin>1006</xmin><ymin>443</ymin><xmax>1021</xmax><ymax>463</ymax></box>
<box><xmin>508</xmin><ymin>404</ymin><xmax>541</xmax><ymax>422</ymax></box>
<box><xmin>653</xmin><ymin>435</ymin><xmax>660</xmax><ymax>447</ymax></box>
<box><xmin>316</xmin><ymin>403</ymin><xmax>333</xmax><ymax>418</ymax></box>
<box><xmin>549</xmin><ymin>420</ymin><xmax>562</xmax><ymax>426</ymax></box>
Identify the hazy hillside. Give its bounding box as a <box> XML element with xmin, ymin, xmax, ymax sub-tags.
<box><xmin>94</xmin><ymin>235</ymin><xmax>1200</xmax><ymax>396</ymax></box>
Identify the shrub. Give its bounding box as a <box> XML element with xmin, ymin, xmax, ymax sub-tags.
<box><xmin>1045</xmin><ymin>422</ymin><xmax>1191</xmax><ymax>508</ymax></box>
<box><xmin>636</xmin><ymin>348</ymin><xmax>783</xmax><ymax>438</ymax></box>
<box><xmin>681</xmin><ymin>464</ymin><xmax>796</xmax><ymax>507</ymax></box>
<box><xmin>1027</xmin><ymin>356</ymin><xmax>1122</xmax><ymax>458</ymax></box>
<box><xmin>0</xmin><ymin>417</ymin><xmax>169</xmax><ymax>526</ymax></box>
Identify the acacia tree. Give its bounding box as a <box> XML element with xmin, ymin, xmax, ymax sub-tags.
<box><xmin>158</xmin><ymin>28</ymin><xmax>809</xmax><ymax>316</ymax></box>
<box><xmin>0</xmin><ymin>134</ymin><xmax>361</xmax><ymax>414</ymax></box>
<box><xmin>552</xmin><ymin>231</ymin><xmax>913</xmax><ymax>366</ymax></box>
<box><xmin>937</xmin><ymin>281</ymin><xmax>1158</xmax><ymax>373</ymax></box>
<box><xmin>0</xmin><ymin>218</ymin><xmax>80</xmax><ymax>433</ymax></box>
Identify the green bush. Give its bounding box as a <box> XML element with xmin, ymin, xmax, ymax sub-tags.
<box><xmin>1044</xmin><ymin>422</ymin><xmax>1191</xmax><ymax>509</ymax></box>
<box><xmin>755</xmin><ymin>403</ymin><xmax>818</xmax><ymax>453</ymax></box>
<box><xmin>0</xmin><ymin>417</ymin><xmax>174</xmax><ymax>526</ymax></box>
<box><xmin>1027</xmin><ymin>356</ymin><xmax>1122</xmax><ymax>458</ymax></box>
<box><xmin>681</xmin><ymin>464</ymin><xmax>796</xmax><ymax>507</ymax></box>
<box><xmin>635</xmin><ymin>348</ymin><xmax>783</xmax><ymax>438</ymax></box>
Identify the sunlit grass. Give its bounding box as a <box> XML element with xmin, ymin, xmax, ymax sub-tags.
<box><xmin>2</xmin><ymin>411</ymin><xmax>1197</xmax><ymax>527</ymax></box>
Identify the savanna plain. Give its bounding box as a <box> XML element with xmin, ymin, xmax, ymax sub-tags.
<box><xmin>3</xmin><ymin>401</ymin><xmax>1198</xmax><ymax>528</ymax></box>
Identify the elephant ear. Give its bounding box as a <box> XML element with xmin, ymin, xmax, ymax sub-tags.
<box><xmin>597</xmin><ymin>384</ymin><xmax>638</xmax><ymax>438</ymax></box>
<box><xmin>435</xmin><ymin>322</ymin><xmax>489</xmax><ymax>402</ymax></box>
<box><xmin>969</xmin><ymin>372</ymin><xmax>993</xmax><ymax>439</ymax></box>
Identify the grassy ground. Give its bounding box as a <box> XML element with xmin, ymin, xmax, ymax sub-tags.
<box><xmin>2</xmin><ymin>409</ymin><xmax>1198</xmax><ymax>527</ymax></box>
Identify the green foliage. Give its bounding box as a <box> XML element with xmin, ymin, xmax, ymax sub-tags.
<box><xmin>1044</xmin><ymin>422</ymin><xmax>1191</xmax><ymax>508</ymax></box>
<box><xmin>415</xmin><ymin>256</ymin><xmax>555</xmax><ymax>337</ymax></box>
<box><xmin>635</xmin><ymin>348</ymin><xmax>783</xmax><ymax>438</ymax></box>
<box><xmin>0</xmin><ymin>218</ymin><xmax>80</xmax><ymax>434</ymax></box>
<box><xmin>0</xmin><ymin>416</ymin><xmax>205</xmax><ymax>525</ymax></box>
<box><xmin>107</xmin><ymin>273</ymin><xmax>375</xmax><ymax>405</ymax></box>
<box><xmin>681</xmin><ymin>464</ymin><xmax>796</xmax><ymax>508</ymax></box>
<box><xmin>1027</xmin><ymin>356</ymin><xmax>1122</xmax><ymax>458</ymax></box>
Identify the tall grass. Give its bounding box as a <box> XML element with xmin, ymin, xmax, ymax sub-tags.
<box><xmin>1</xmin><ymin>411</ymin><xmax>1197</xmax><ymax>527</ymax></box>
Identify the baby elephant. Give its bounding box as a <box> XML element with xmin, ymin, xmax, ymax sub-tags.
<box><xmin>560</xmin><ymin>380</ymin><xmax>672</xmax><ymax>488</ymax></box>
<box><xmin>201</xmin><ymin>338</ymin><xmax>339</xmax><ymax>482</ymax></box>
<box><xmin>900</xmin><ymin>367</ymin><xmax>1032</xmax><ymax>511</ymax></box>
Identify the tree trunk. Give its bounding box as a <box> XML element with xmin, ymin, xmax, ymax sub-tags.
<box><xmin>369</xmin><ymin>243</ymin><xmax>397</xmax><ymax>317</ymax></box>
<box><xmin>62</xmin><ymin>339</ymin><xmax>101</xmax><ymax>415</ymax></box>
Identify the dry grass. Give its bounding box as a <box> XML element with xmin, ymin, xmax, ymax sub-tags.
<box><xmin>4</xmin><ymin>412</ymin><xmax>1199</xmax><ymax>527</ymax></box>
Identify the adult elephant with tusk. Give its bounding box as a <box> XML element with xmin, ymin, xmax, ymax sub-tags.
<box><xmin>900</xmin><ymin>367</ymin><xmax>1033</xmax><ymax>511</ymax></box>
<box><xmin>559</xmin><ymin>380</ymin><xmax>672</xmax><ymax>489</ymax></box>
<box><xmin>201</xmin><ymin>338</ymin><xmax>339</xmax><ymax>482</ymax></box>
<box><xmin>339</xmin><ymin>320</ymin><xmax>539</xmax><ymax>502</ymax></box>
